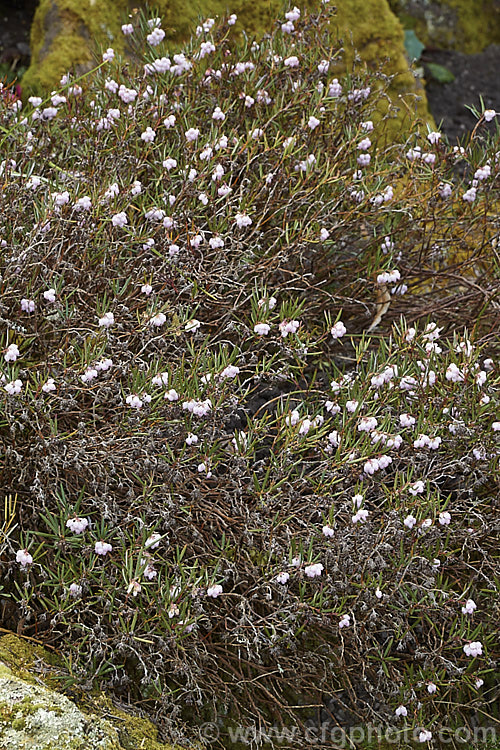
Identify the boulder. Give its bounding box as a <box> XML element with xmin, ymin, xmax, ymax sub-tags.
<box><xmin>0</xmin><ymin>633</ymin><xmax>188</xmax><ymax>750</ymax></box>
<box><xmin>389</xmin><ymin>0</ymin><xmax>500</xmax><ymax>53</ymax></box>
<box><xmin>21</xmin><ymin>0</ymin><xmax>431</xmax><ymax>134</ymax></box>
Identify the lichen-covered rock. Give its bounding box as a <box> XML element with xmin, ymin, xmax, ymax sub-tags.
<box><xmin>0</xmin><ymin>634</ymin><xmax>190</xmax><ymax>750</ymax></box>
<box><xmin>21</xmin><ymin>0</ymin><xmax>431</xmax><ymax>135</ymax></box>
<box><xmin>389</xmin><ymin>0</ymin><xmax>500</xmax><ymax>53</ymax></box>
<box><xmin>0</xmin><ymin>662</ymin><xmax>122</xmax><ymax>750</ymax></box>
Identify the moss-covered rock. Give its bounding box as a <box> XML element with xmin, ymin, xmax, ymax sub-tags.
<box><xmin>21</xmin><ymin>0</ymin><xmax>431</xmax><ymax>136</ymax></box>
<box><xmin>389</xmin><ymin>0</ymin><xmax>500</xmax><ymax>53</ymax></box>
<box><xmin>0</xmin><ymin>634</ymin><xmax>193</xmax><ymax>750</ymax></box>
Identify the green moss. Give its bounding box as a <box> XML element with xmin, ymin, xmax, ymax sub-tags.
<box><xmin>21</xmin><ymin>0</ymin><xmax>431</xmax><ymax>137</ymax></box>
<box><xmin>0</xmin><ymin>633</ymin><xmax>60</xmax><ymax>686</ymax></box>
<box><xmin>331</xmin><ymin>0</ymin><xmax>431</xmax><ymax>138</ymax></box>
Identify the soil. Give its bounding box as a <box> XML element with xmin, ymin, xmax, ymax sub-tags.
<box><xmin>1</xmin><ymin>0</ymin><xmax>499</xmax><ymax>142</ymax></box>
<box><xmin>424</xmin><ymin>45</ymin><xmax>500</xmax><ymax>143</ymax></box>
<box><xmin>0</xmin><ymin>0</ymin><xmax>37</xmax><ymax>74</ymax></box>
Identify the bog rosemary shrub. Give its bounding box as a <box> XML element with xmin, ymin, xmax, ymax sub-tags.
<box><xmin>0</xmin><ymin>5</ymin><xmax>499</xmax><ymax>747</ymax></box>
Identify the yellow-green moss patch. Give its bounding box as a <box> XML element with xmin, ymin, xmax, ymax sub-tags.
<box><xmin>0</xmin><ymin>635</ymin><xmax>197</xmax><ymax>750</ymax></box>
<box><xmin>22</xmin><ymin>0</ymin><xmax>432</xmax><ymax>137</ymax></box>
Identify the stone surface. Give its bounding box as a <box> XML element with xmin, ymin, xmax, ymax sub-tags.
<box><xmin>389</xmin><ymin>0</ymin><xmax>500</xmax><ymax>53</ymax></box>
<box><xmin>20</xmin><ymin>0</ymin><xmax>431</xmax><ymax>136</ymax></box>
<box><xmin>0</xmin><ymin>634</ymin><xmax>189</xmax><ymax>750</ymax></box>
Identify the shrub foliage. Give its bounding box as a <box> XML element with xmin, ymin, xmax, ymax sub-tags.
<box><xmin>0</xmin><ymin>5</ymin><xmax>499</xmax><ymax>747</ymax></box>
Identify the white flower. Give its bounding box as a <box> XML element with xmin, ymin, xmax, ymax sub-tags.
<box><xmin>375</xmin><ymin>587</ymin><xmax>383</xmax><ymax>599</ymax></box>
<box><xmin>185</xmin><ymin>432</ymin><xmax>199</xmax><ymax>446</ymax></box>
<box><xmin>327</xmin><ymin>430</ymin><xmax>340</xmax><ymax>448</ymax></box>
<box><xmin>338</xmin><ymin>614</ymin><xmax>351</xmax><ymax>629</ymax></box>
<box><xmin>43</xmin><ymin>288</ymin><xmax>56</xmax><ymax>302</ymax></box>
<box><xmin>439</xmin><ymin>511</ymin><xmax>451</xmax><ymax>526</ymax></box>
<box><xmin>212</xmin><ymin>106</ymin><xmax>225</xmax><ymax>121</ymax></box>
<box><xmin>141</xmin><ymin>126</ymin><xmax>156</xmax><ymax>143</ymax></box>
<box><xmin>185</xmin><ymin>319</ymin><xmax>201</xmax><ymax>333</ymax></box>
<box><xmin>304</xmin><ymin>563</ymin><xmax>324</xmax><ymax>578</ymax></box>
<box><xmin>258</xmin><ymin>296</ymin><xmax>277</xmax><ymax>310</ymax></box>
<box><xmin>279</xmin><ymin>319</ymin><xmax>300</xmax><ymax>337</ymax></box>
<box><xmin>66</xmin><ymin>517</ymin><xmax>89</xmax><ymax>534</ymax></box>
<box><xmin>185</xmin><ymin>127</ymin><xmax>200</xmax><ymax>142</ymax></box>
<box><xmin>94</xmin><ymin>541</ymin><xmax>112</xmax><ymax>556</ymax></box>
<box><xmin>122</xmin><ymin>23</ymin><xmax>134</xmax><ymax>35</ymax></box>
<box><xmin>308</xmin><ymin>115</ymin><xmax>320</xmax><ymax>130</ymax></box>
<box><xmin>446</xmin><ymin>363</ymin><xmax>464</xmax><ymax>382</ymax></box>
<box><xmin>42</xmin><ymin>378</ymin><xmax>56</xmax><ymax>393</ymax></box>
<box><xmin>21</xmin><ymin>298</ymin><xmax>35</xmax><ymax>313</ymax></box>
<box><xmin>461</xmin><ymin>598</ymin><xmax>477</xmax><ymax>615</ymax></box>
<box><xmin>235</xmin><ymin>212</ymin><xmax>252</xmax><ymax>228</ymax></box>
<box><xmin>254</xmin><ymin>322</ymin><xmax>271</xmax><ymax>336</ymax></box>
<box><xmin>357</xmin><ymin>137</ymin><xmax>371</xmax><ymax>150</ymax></box>
<box><xmin>427</xmin><ymin>682</ymin><xmax>437</xmax><ymax>694</ymax></box>
<box><xmin>5</xmin><ymin>379</ymin><xmax>22</xmax><ymax>395</ymax></box>
<box><xmin>275</xmin><ymin>571</ymin><xmax>290</xmax><ymax>584</ymax></box>
<box><xmin>102</xmin><ymin>48</ymin><xmax>115</xmax><ymax>62</ymax></box>
<box><xmin>399</xmin><ymin>413</ymin><xmax>415</xmax><ymax>428</ymax></box>
<box><xmin>463</xmin><ymin>187</ymin><xmax>477</xmax><ymax>203</ymax></box>
<box><xmin>111</xmin><ymin>211</ymin><xmax>128</xmax><ymax>227</ymax></box>
<box><xmin>149</xmin><ymin>312</ymin><xmax>166</xmax><ymax>327</ymax></box>
<box><xmin>363</xmin><ymin>458</ymin><xmax>379</xmax><ymax>475</ymax></box>
<box><xmin>352</xmin><ymin>494</ymin><xmax>364</xmax><ymax>508</ymax></box>
<box><xmin>483</xmin><ymin>109</ymin><xmax>497</xmax><ymax>122</ymax></box>
<box><xmin>4</xmin><ymin>344</ymin><xmax>19</xmax><ymax>362</ymax></box>
<box><xmin>227</xmin><ymin>13</ymin><xmax>237</xmax><ymax>25</ymax></box>
<box><xmin>427</xmin><ymin>131</ymin><xmax>441</xmax><ymax>144</ymax></box>
<box><xmin>358</xmin><ymin>416</ymin><xmax>378</xmax><ymax>432</ymax></box>
<box><xmin>331</xmin><ymin>321</ymin><xmax>346</xmax><ymax>339</ymax></box>
<box><xmin>207</xmin><ymin>584</ymin><xmax>223</xmax><ymax>598</ymax></box>
<box><xmin>418</xmin><ymin>730</ymin><xmax>432</xmax><ymax>743</ymax></box>
<box><xmin>322</xmin><ymin>525</ymin><xmax>334</xmax><ymax>537</ymax></box>
<box><xmin>165</xmin><ymin>388</ymin><xmax>179</xmax><ymax>401</ymax></box>
<box><xmin>395</xmin><ymin>705</ymin><xmax>407</xmax><ymax>717</ymax></box>
<box><xmin>143</xmin><ymin>564</ymin><xmax>157</xmax><ymax>580</ymax></box>
<box><xmin>69</xmin><ymin>582</ymin><xmax>83</xmax><ymax>597</ymax></box>
<box><xmin>74</xmin><ymin>195</ymin><xmax>91</xmax><ymax>211</ymax></box>
<box><xmin>492</xmin><ymin>422</ymin><xmax>500</xmax><ymax>431</ymax></box>
<box><xmin>284</xmin><ymin>56</ymin><xmax>299</xmax><ymax>68</ymax></box>
<box><xmin>328</xmin><ymin>79</ymin><xmax>342</xmax><ymax>97</ymax></box>
<box><xmin>220</xmin><ymin>364</ymin><xmax>240</xmax><ymax>379</ymax></box>
<box><xmin>463</xmin><ymin>641</ymin><xmax>483</xmax><ymax>657</ymax></box>
<box><xmin>404</xmin><ymin>515</ymin><xmax>417</xmax><ymax>530</ymax></box>
<box><xmin>127</xmin><ymin>580</ymin><xmax>142</xmax><ymax>597</ymax></box>
<box><xmin>147</xmin><ymin>27</ymin><xmax>165</xmax><ymax>46</ymax></box>
<box><xmin>145</xmin><ymin>532</ymin><xmax>162</xmax><ymax>549</ymax></box>
<box><xmin>126</xmin><ymin>394</ymin><xmax>143</xmax><ymax>409</ymax></box>
<box><xmin>16</xmin><ymin>549</ymin><xmax>33</xmax><ymax>567</ymax></box>
<box><xmin>409</xmin><ymin>480</ymin><xmax>425</xmax><ymax>495</ymax></box>
<box><xmin>141</xmin><ymin>284</ymin><xmax>153</xmax><ymax>295</ymax></box>
<box><xmin>352</xmin><ymin>509</ymin><xmax>369</xmax><ymax>523</ymax></box>
<box><xmin>98</xmin><ymin>311</ymin><xmax>114</xmax><ymax>328</ymax></box>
